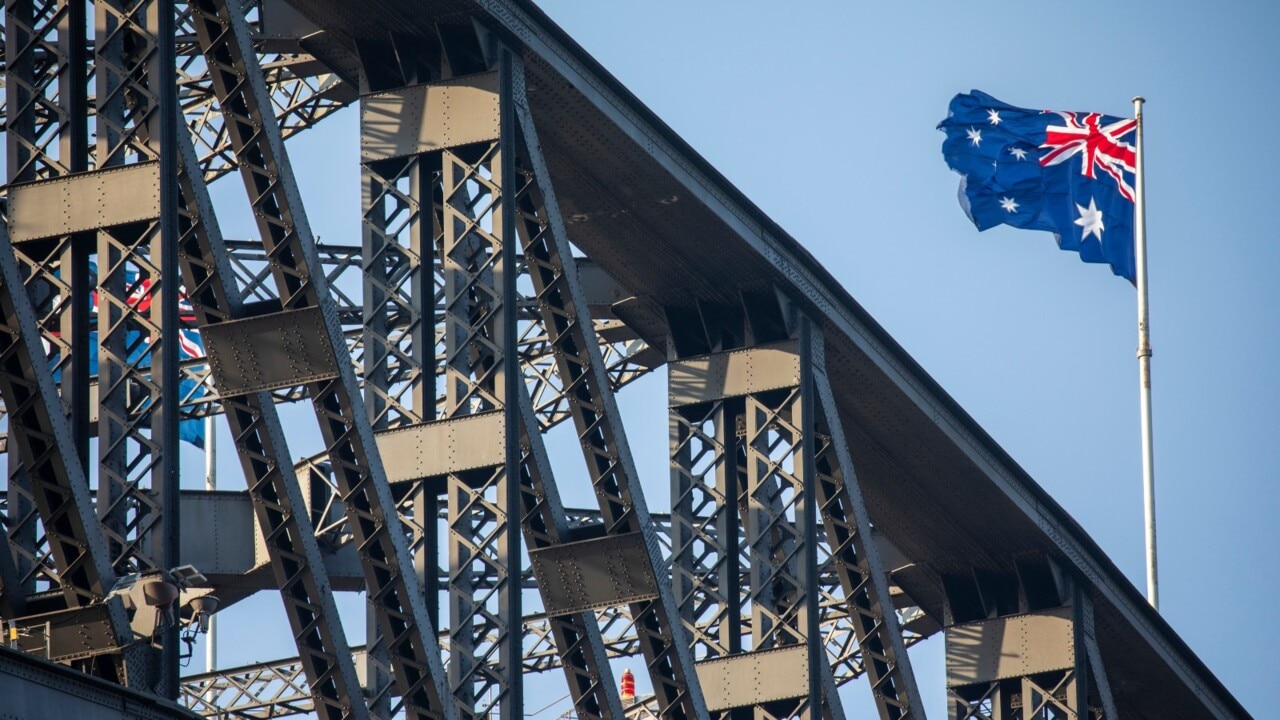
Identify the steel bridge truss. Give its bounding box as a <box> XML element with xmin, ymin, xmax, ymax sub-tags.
<box><xmin>0</xmin><ymin>2</ymin><xmax>1182</xmax><ymax>720</ymax></box>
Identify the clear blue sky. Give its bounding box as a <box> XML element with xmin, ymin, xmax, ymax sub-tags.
<box><xmin>190</xmin><ymin>1</ymin><xmax>1278</xmax><ymax>717</ymax></box>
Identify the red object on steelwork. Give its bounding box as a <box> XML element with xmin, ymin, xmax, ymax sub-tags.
<box><xmin>621</xmin><ymin>667</ymin><xmax>636</xmax><ymax>702</ymax></box>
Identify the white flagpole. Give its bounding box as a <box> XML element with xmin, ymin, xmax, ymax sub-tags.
<box><xmin>204</xmin><ymin>414</ymin><xmax>218</xmax><ymax>671</ymax></box>
<box><xmin>1132</xmin><ymin>96</ymin><xmax>1158</xmax><ymax>610</ymax></box>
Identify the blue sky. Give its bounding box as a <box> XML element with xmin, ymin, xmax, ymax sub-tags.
<box><xmin>188</xmin><ymin>1</ymin><xmax>1277</xmax><ymax>717</ymax></box>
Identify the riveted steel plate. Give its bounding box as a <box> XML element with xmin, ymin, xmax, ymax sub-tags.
<box><xmin>13</xmin><ymin>602</ymin><xmax>124</xmax><ymax>662</ymax></box>
<box><xmin>946</xmin><ymin>606</ymin><xmax>1076</xmax><ymax>687</ymax></box>
<box><xmin>201</xmin><ymin>307</ymin><xmax>339</xmax><ymax>396</ymax></box>
<box><xmin>361</xmin><ymin>71</ymin><xmax>500</xmax><ymax>162</ymax></box>
<box><xmin>373</xmin><ymin>411</ymin><xmax>506</xmax><ymax>482</ymax></box>
<box><xmin>180</xmin><ymin>491</ymin><xmax>257</xmax><ymax>578</ymax></box>
<box><xmin>528</xmin><ymin>532</ymin><xmax>659</xmax><ymax>615</ymax></box>
<box><xmin>669</xmin><ymin>339</ymin><xmax>800</xmax><ymax>406</ymax></box>
<box><xmin>7</xmin><ymin>162</ymin><xmax>160</xmax><ymax>242</ymax></box>
<box><xmin>695</xmin><ymin>645</ymin><xmax>811</xmax><ymax>710</ymax></box>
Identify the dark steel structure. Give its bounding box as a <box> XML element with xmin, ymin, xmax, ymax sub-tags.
<box><xmin>0</xmin><ymin>2</ymin><xmax>1252</xmax><ymax>720</ymax></box>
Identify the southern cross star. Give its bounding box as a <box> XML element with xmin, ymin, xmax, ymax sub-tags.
<box><xmin>999</xmin><ymin>196</ymin><xmax>1019</xmax><ymax>213</ymax></box>
<box><xmin>1074</xmin><ymin>197</ymin><xmax>1105</xmax><ymax>243</ymax></box>
<box><xmin>1008</xmin><ymin>146</ymin><xmax>1028</xmax><ymax>161</ymax></box>
<box><xmin>987</xmin><ymin>109</ymin><xmax>1002</xmax><ymax>125</ymax></box>
<box><xmin>966</xmin><ymin>127</ymin><xmax>982</xmax><ymax>146</ymax></box>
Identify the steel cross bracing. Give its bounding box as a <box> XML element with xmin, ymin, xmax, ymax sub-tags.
<box><xmin>172</xmin><ymin>495</ymin><xmax>938</xmax><ymax>719</ymax></box>
<box><xmin>3</xmin><ymin>0</ymin><xmax>93</xmax><ymax>600</ymax></box>
<box><xmin>0</xmin><ymin>217</ymin><xmax>138</xmax><ymax>677</ymax></box>
<box><xmin>0</xmin><ymin>0</ymin><xmax>354</xmax><ymax>610</ymax></box>
<box><xmin>188</xmin><ymin>2</ymin><xmax>453</xmax><ymax>720</ymax></box>
<box><xmin>358</xmin><ymin>36</ymin><xmax>625</xmax><ymax>716</ymax></box>
<box><xmin>0</xmin><ymin>2</ymin><xmax>1245</xmax><ymax>720</ymax></box>
<box><xmin>808</xmin><ymin>330</ymin><xmax>924</xmax><ymax>720</ymax></box>
<box><xmin>668</xmin><ymin>312</ymin><xmax>854</xmax><ymax>719</ymax></box>
<box><xmin>172</xmin><ymin>74</ymin><xmax>368</xmax><ymax>720</ymax></box>
<box><xmin>507</xmin><ymin>61</ymin><xmax>710</xmax><ymax>720</ymax></box>
<box><xmin>1</xmin><ymin>0</ymin><xmax>179</xmax><ymax>692</ymax></box>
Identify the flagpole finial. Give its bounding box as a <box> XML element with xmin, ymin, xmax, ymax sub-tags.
<box><xmin>1133</xmin><ymin>96</ymin><xmax>1146</xmax><ymax>105</ymax></box>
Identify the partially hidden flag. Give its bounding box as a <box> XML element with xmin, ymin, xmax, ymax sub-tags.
<box><xmin>45</xmin><ymin>271</ymin><xmax>209</xmax><ymax>449</ymax></box>
<box><xmin>90</xmin><ymin>272</ymin><xmax>209</xmax><ymax>449</ymax></box>
<box><xmin>937</xmin><ymin>90</ymin><xmax>1137</xmax><ymax>283</ymax></box>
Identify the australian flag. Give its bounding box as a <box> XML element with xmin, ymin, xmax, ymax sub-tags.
<box><xmin>938</xmin><ymin>90</ymin><xmax>1137</xmax><ymax>283</ymax></box>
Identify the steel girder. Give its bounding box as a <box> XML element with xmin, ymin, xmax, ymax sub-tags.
<box><xmin>941</xmin><ymin>572</ymin><xmax>1115</xmax><ymax>720</ymax></box>
<box><xmin>511</xmin><ymin>61</ymin><xmax>711</xmax><ymax>720</ymax></box>
<box><xmin>3</xmin><ymin>0</ymin><xmax>94</xmax><ymax>600</ymax></box>
<box><xmin>0</xmin><ymin>0</ymin><xmax>176</xmax><ymax>691</ymax></box>
<box><xmin>172</xmin><ymin>92</ymin><xmax>369</xmax><ymax>720</ymax></box>
<box><xmin>188</xmin><ymin>1</ymin><xmax>453</xmax><ymax>719</ymax></box>
<box><xmin>0</xmin><ymin>4</ymin><xmax>1176</xmax><ymax>720</ymax></box>
<box><xmin>91</xmin><ymin>0</ymin><xmax>181</xmax><ymax>591</ymax></box>
<box><xmin>0</xmin><ymin>220</ymin><xmax>132</xmax><ymax>644</ymax></box>
<box><xmin>668</xmin><ymin>317</ymin><xmax>845</xmax><ymax>719</ymax></box>
<box><xmin>809</xmin><ymin>330</ymin><xmax>925</xmax><ymax>720</ymax></box>
<box><xmin>357</xmin><ymin>38</ymin><xmax>624</xmax><ymax>716</ymax></box>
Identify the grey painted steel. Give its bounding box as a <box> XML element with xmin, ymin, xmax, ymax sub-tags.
<box><xmin>470</xmin><ymin>1</ymin><xmax>1242</xmax><ymax>717</ymax></box>
<box><xmin>0</xmin><ymin>646</ymin><xmax>198</xmax><ymax>720</ymax></box>
<box><xmin>6</xmin><ymin>163</ymin><xmax>161</xmax><ymax>242</ymax></box>
<box><xmin>0</xmin><ymin>220</ymin><xmax>137</xmax><ymax>677</ymax></box>
<box><xmin>695</xmin><ymin>646</ymin><xmax>810</xmax><ymax>711</ymax></box>
<box><xmin>4</xmin><ymin>0</ymin><xmax>95</xmax><ymax>603</ymax></box>
<box><xmin>668</xmin><ymin>323</ymin><xmax>838</xmax><ymax>719</ymax></box>
<box><xmin>945</xmin><ymin>608</ymin><xmax>1076</xmax><ymax>687</ymax></box>
<box><xmin>435</xmin><ymin>61</ymin><xmax>522</xmax><ymax>717</ymax></box>
<box><xmin>514</xmin><ymin>373</ymin><xmax>627</xmax><ymax>720</ymax></box>
<box><xmin>0</xmin><ymin>523</ymin><xmax>22</xmax><ymax>617</ymax></box>
<box><xmin>190</xmin><ymin>2</ymin><xmax>454</xmax><ymax>718</ymax></box>
<box><xmin>668</xmin><ymin>341</ymin><xmax>801</xmax><ymax>407</ymax></box>
<box><xmin>810</xmin><ymin>331</ymin><xmax>925</xmax><ymax>719</ymax></box>
<box><xmin>1081</xmin><ymin>595</ymin><xmax>1118</xmax><ymax>720</ymax></box>
<box><xmin>372</xmin><ymin>412</ymin><xmax>507</xmax><ymax>482</ymax></box>
<box><xmin>171</xmin><ymin>80</ymin><xmax>370</xmax><ymax>720</ymax></box>
<box><xmin>361</xmin><ymin>73</ymin><xmax>502</xmax><ymax>162</ymax></box>
<box><xmin>201</xmin><ymin>307</ymin><xmax>341</xmax><ymax>396</ymax></box>
<box><xmin>9</xmin><ymin>600</ymin><xmax>126</xmax><ymax>662</ymax></box>
<box><xmin>527</xmin><ymin>533</ymin><xmax>660</xmax><ymax>615</ymax></box>
<box><xmin>513</xmin><ymin>62</ymin><xmax>710</xmax><ymax>720</ymax></box>
<box><xmin>177</xmin><ymin>492</ymin><xmax>257</xmax><ymax>579</ymax></box>
<box><xmin>0</xmin><ymin>2</ymin><xmax>1248</xmax><ymax>719</ymax></box>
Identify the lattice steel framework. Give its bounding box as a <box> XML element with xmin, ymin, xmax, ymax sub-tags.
<box><xmin>187</xmin><ymin>2</ymin><xmax>453</xmax><ymax>720</ymax></box>
<box><xmin>0</xmin><ymin>3</ymin><xmax>1174</xmax><ymax>720</ymax></box>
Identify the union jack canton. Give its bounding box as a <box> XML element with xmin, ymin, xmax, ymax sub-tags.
<box><xmin>938</xmin><ymin>90</ymin><xmax>1138</xmax><ymax>283</ymax></box>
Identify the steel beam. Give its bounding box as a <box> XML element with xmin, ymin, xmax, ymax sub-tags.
<box><xmin>436</xmin><ymin>76</ymin><xmax>521</xmax><ymax>718</ymax></box>
<box><xmin>512</xmin><ymin>58</ymin><xmax>710</xmax><ymax>720</ymax></box>
<box><xmin>0</xmin><ymin>645</ymin><xmax>198</xmax><ymax>720</ymax></box>
<box><xmin>465</xmin><ymin>4</ymin><xmax>1243</xmax><ymax>717</ymax></box>
<box><xmin>0</xmin><ymin>215</ymin><xmax>138</xmax><ymax>684</ymax></box>
<box><xmin>189</xmin><ymin>2</ymin><xmax>453</xmax><ymax>718</ymax></box>
<box><xmin>3</xmin><ymin>0</ymin><xmax>94</xmax><ymax>602</ymax></box>
<box><xmin>172</xmin><ymin>96</ymin><xmax>369</xmax><ymax>720</ymax></box>
<box><xmin>809</xmin><ymin>330</ymin><xmax>925</xmax><ymax>719</ymax></box>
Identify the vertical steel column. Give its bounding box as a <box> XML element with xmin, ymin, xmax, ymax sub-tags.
<box><xmin>809</xmin><ymin>329</ymin><xmax>924</xmax><ymax>720</ymax></box>
<box><xmin>739</xmin><ymin>321</ymin><xmax>824</xmax><ymax>719</ymax></box>
<box><xmin>3</xmin><ymin>0</ymin><xmax>91</xmax><ymax>599</ymax></box>
<box><xmin>91</xmin><ymin>0</ymin><xmax>178</xmax><ymax>599</ymax></box>
<box><xmin>669</xmin><ymin>397</ymin><xmax>741</xmax><ymax>663</ymax></box>
<box><xmin>190</xmin><ymin>2</ymin><xmax>454</xmax><ymax>718</ymax></box>
<box><xmin>362</xmin><ymin>129</ymin><xmax>434</xmax><ymax>720</ymax></box>
<box><xmin>512</xmin><ymin>63</ymin><xmax>709</xmax><ymax>720</ymax></box>
<box><xmin>437</xmin><ymin>56</ymin><xmax>520</xmax><ymax>714</ymax></box>
<box><xmin>171</xmin><ymin>126</ymin><xmax>369</xmax><ymax>720</ymax></box>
